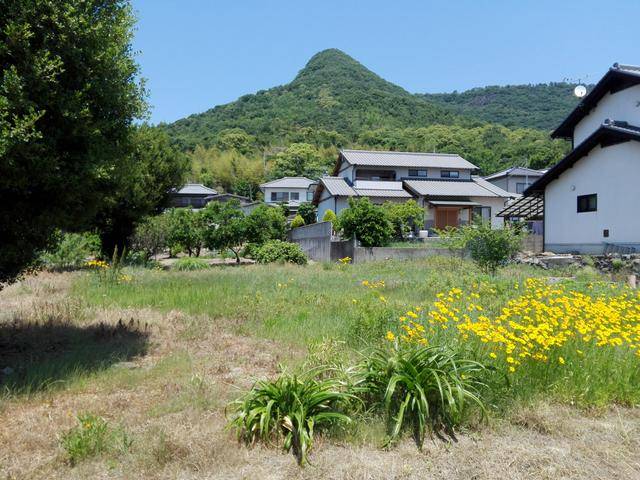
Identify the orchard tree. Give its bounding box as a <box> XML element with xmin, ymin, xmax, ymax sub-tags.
<box><xmin>1</xmin><ymin>0</ymin><xmax>146</xmax><ymax>283</ymax></box>
<box><xmin>336</xmin><ymin>198</ymin><xmax>393</xmax><ymax>247</ymax></box>
<box><xmin>244</xmin><ymin>204</ymin><xmax>287</xmax><ymax>245</ymax></box>
<box><xmin>165</xmin><ymin>208</ymin><xmax>205</xmax><ymax>257</ymax></box>
<box><xmin>383</xmin><ymin>200</ymin><xmax>424</xmax><ymax>240</ymax></box>
<box><xmin>201</xmin><ymin>200</ymin><xmax>246</xmax><ymax>264</ymax></box>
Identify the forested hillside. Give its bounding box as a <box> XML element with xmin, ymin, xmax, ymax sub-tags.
<box><xmin>160</xmin><ymin>49</ymin><xmax>572</xmax><ymax>199</ymax></box>
<box><xmin>421</xmin><ymin>83</ymin><xmax>583</xmax><ymax>131</ymax></box>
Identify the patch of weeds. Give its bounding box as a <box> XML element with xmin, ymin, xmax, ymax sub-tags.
<box><xmin>60</xmin><ymin>413</ymin><xmax>131</xmax><ymax>466</ymax></box>
<box><xmin>149</xmin><ymin>374</ymin><xmax>218</xmax><ymax>417</ymax></box>
<box><xmin>136</xmin><ymin>426</ymin><xmax>189</xmax><ymax>468</ymax></box>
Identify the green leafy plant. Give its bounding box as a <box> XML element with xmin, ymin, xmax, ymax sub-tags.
<box><xmin>173</xmin><ymin>257</ymin><xmax>210</xmax><ymax>271</ymax></box>
<box><xmin>60</xmin><ymin>413</ymin><xmax>131</xmax><ymax>466</ymax></box>
<box><xmin>254</xmin><ymin>240</ymin><xmax>307</xmax><ymax>265</ymax></box>
<box><xmin>39</xmin><ymin>231</ymin><xmax>101</xmax><ymax>271</ymax></box>
<box><xmin>201</xmin><ymin>200</ymin><xmax>247</xmax><ymax>264</ymax></box>
<box><xmin>297</xmin><ymin>202</ymin><xmax>317</xmax><ymax>225</ymax></box>
<box><xmin>322</xmin><ymin>209</ymin><xmax>337</xmax><ymax>224</ymax></box>
<box><xmin>383</xmin><ymin>200</ymin><xmax>424</xmax><ymax>240</ymax></box>
<box><xmin>336</xmin><ymin>198</ymin><xmax>393</xmax><ymax>247</ymax></box>
<box><xmin>244</xmin><ymin>204</ymin><xmax>287</xmax><ymax>245</ymax></box>
<box><xmin>228</xmin><ymin>370</ymin><xmax>354</xmax><ymax>465</ymax></box>
<box><xmin>290</xmin><ymin>214</ymin><xmax>306</xmax><ymax>229</ymax></box>
<box><xmin>165</xmin><ymin>208</ymin><xmax>206</xmax><ymax>257</ymax></box>
<box><xmin>360</xmin><ymin>344</ymin><xmax>489</xmax><ymax>449</ymax></box>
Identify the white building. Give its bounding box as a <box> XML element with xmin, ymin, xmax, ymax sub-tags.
<box><xmin>260</xmin><ymin>177</ymin><xmax>317</xmax><ymax>212</ymax></box>
<box><xmin>523</xmin><ymin>63</ymin><xmax>640</xmax><ymax>254</ymax></box>
<box><xmin>313</xmin><ymin>149</ymin><xmax>514</xmax><ymax>231</ymax></box>
<box><xmin>484</xmin><ymin>167</ymin><xmax>546</xmax><ymax>195</ymax></box>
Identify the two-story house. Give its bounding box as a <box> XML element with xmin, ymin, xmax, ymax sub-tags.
<box><xmin>260</xmin><ymin>177</ymin><xmax>317</xmax><ymax>212</ymax></box>
<box><xmin>484</xmin><ymin>167</ymin><xmax>546</xmax><ymax>194</ymax></box>
<box><xmin>313</xmin><ymin>149</ymin><xmax>514</xmax><ymax>231</ymax></box>
<box><xmin>169</xmin><ymin>184</ymin><xmax>218</xmax><ymax>208</ymax></box>
<box><xmin>523</xmin><ymin>63</ymin><xmax>640</xmax><ymax>254</ymax></box>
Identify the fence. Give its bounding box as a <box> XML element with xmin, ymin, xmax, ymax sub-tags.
<box><xmin>287</xmin><ymin>221</ymin><xmax>333</xmax><ymax>261</ymax></box>
<box><xmin>521</xmin><ymin>234</ymin><xmax>543</xmax><ymax>253</ymax></box>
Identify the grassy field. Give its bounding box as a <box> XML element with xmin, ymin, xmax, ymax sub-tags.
<box><xmin>1</xmin><ymin>258</ymin><xmax>639</xmax><ymax>479</ymax></box>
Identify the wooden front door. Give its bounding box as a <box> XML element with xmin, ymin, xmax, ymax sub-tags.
<box><xmin>435</xmin><ymin>207</ymin><xmax>459</xmax><ymax>229</ymax></box>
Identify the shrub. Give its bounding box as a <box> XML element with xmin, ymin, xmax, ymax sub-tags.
<box><xmin>39</xmin><ymin>231</ymin><xmax>101</xmax><ymax>271</ymax></box>
<box><xmin>130</xmin><ymin>214</ymin><xmax>169</xmax><ymax>259</ymax></box>
<box><xmin>336</xmin><ymin>198</ymin><xmax>393</xmax><ymax>247</ymax></box>
<box><xmin>254</xmin><ymin>240</ymin><xmax>307</xmax><ymax>265</ymax></box>
<box><xmin>244</xmin><ymin>204</ymin><xmax>287</xmax><ymax>245</ymax></box>
<box><xmin>360</xmin><ymin>345</ymin><xmax>489</xmax><ymax>449</ymax></box>
<box><xmin>228</xmin><ymin>370</ymin><xmax>354</xmax><ymax>465</ymax></box>
<box><xmin>322</xmin><ymin>209</ymin><xmax>337</xmax><ymax>223</ymax></box>
<box><xmin>465</xmin><ymin>222</ymin><xmax>523</xmax><ymax>274</ymax></box>
<box><xmin>173</xmin><ymin>257</ymin><xmax>210</xmax><ymax>271</ymax></box>
<box><xmin>383</xmin><ymin>200</ymin><xmax>424</xmax><ymax>240</ymax></box>
<box><xmin>297</xmin><ymin>202</ymin><xmax>317</xmax><ymax>225</ymax></box>
<box><xmin>61</xmin><ymin>414</ymin><xmax>131</xmax><ymax>466</ymax></box>
<box><xmin>290</xmin><ymin>214</ymin><xmax>306</xmax><ymax>229</ymax></box>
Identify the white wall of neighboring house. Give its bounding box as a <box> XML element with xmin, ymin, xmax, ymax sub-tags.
<box><xmin>545</xmin><ymin>141</ymin><xmax>640</xmax><ymax>253</ymax></box>
<box><xmin>316</xmin><ymin>190</ymin><xmax>350</xmax><ymax>222</ymax></box>
<box><xmin>263</xmin><ymin>187</ymin><xmax>312</xmax><ymax>204</ymax></box>
<box><xmin>573</xmin><ymin>84</ymin><xmax>640</xmax><ymax>145</ymax></box>
<box><xmin>469</xmin><ymin>196</ymin><xmax>509</xmax><ymax>228</ymax></box>
<box><xmin>340</xmin><ymin>165</ymin><xmax>473</xmax><ymax>181</ymax></box>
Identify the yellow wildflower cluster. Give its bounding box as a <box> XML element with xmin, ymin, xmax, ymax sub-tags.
<box><xmin>338</xmin><ymin>256</ymin><xmax>352</xmax><ymax>265</ymax></box>
<box><xmin>362</xmin><ymin>279</ymin><xmax>385</xmax><ymax>289</ymax></box>
<box><xmin>393</xmin><ymin>279</ymin><xmax>640</xmax><ymax>373</ymax></box>
<box><xmin>86</xmin><ymin>259</ymin><xmax>108</xmax><ymax>269</ymax></box>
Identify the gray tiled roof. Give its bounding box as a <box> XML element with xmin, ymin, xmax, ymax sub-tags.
<box><xmin>260</xmin><ymin>176</ymin><xmax>316</xmax><ymax>189</ymax></box>
<box><xmin>483</xmin><ymin>167</ymin><xmax>545</xmax><ymax>181</ymax></box>
<box><xmin>319</xmin><ymin>177</ymin><xmax>357</xmax><ymax>196</ymax></box>
<box><xmin>404</xmin><ymin>179</ymin><xmax>509</xmax><ymax>197</ymax></box>
<box><xmin>354</xmin><ymin>188</ymin><xmax>413</xmax><ymax>198</ymax></box>
<box><xmin>176</xmin><ymin>184</ymin><xmax>218</xmax><ymax>195</ymax></box>
<box><xmin>472</xmin><ymin>176</ymin><xmax>517</xmax><ymax>197</ymax></box>
<box><xmin>340</xmin><ymin>149</ymin><xmax>478</xmax><ymax>170</ymax></box>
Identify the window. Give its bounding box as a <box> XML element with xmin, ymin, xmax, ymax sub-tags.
<box><xmin>270</xmin><ymin>192</ymin><xmax>289</xmax><ymax>202</ymax></box>
<box><xmin>472</xmin><ymin>206</ymin><xmax>491</xmax><ymax>221</ymax></box>
<box><xmin>441</xmin><ymin>170</ymin><xmax>460</xmax><ymax>178</ymax></box>
<box><xmin>408</xmin><ymin>169</ymin><xmax>428</xmax><ymax>177</ymax></box>
<box><xmin>577</xmin><ymin>194</ymin><xmax>597</xmax><ymax>213</ymax></box>
<box><xmin>290</xmin><ymin>192</ymin><xmax>299</xmax><ymax>201</ymax></box>
<box><xmin>307</xmin><ymin>191</ymin><xmax>314</xmax><ymax>201</ymax></box>
<box><xmin>516</xmin><ymin>182</ymin><xmax>532</xmax><ymax>194</ymax></box>
<box><xmin>355</xmin><ymin>169</ymin><xmax>396</xmax><ymax>181</ymax></box>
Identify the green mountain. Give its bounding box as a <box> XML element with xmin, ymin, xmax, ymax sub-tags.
<box><xmin>162</xmin><ymin>49</ymin><xmax>464</xmax><ymax>150</ymax></box>
<box><xmin>421</xmin><ymin>83</ymin><xmax>583</xmax><ymax>131</ymax></box>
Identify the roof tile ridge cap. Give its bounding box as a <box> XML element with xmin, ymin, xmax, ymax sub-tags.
<box><xmin>342</xmin><ymin>148</ymin><xmax>459</xmax><ymax>157</ymax></box>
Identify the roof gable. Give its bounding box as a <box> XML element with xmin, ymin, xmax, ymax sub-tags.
<box><xmin>526</xmin><ymin>120</ymin><xmax>640</xmax><ymax>194</ymax></box>
<box><xmin>175</xmin><ymin>184</ymin><xmax>218</xmax><ymax>195</ymax></box>
<box><xmin>552</xmin><ymin>63</ymin><xmax>640</xmax><ymax>139</ymax></box>
<box><xmin>260</xmin><ymin>177</ymin><xmax>316</xmax><ymax>189</ymax></box>
<box><xmin>483</xmin><ymin>166</ymin><xmax>545</xmax><ymax>181</ymax></box>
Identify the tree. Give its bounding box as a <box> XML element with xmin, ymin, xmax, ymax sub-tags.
<box><xmin>464</xmin><ymin>222</ymin><xmax>524</xmax><ymax>274</ymax></box>
<box><xmin>131</xmin><ymin>214</ymin><xmax>169</xmax><ymax>259</ymax></box>
<box><xmin>165</xmin><ymin>208</ymin><xmax>205</xmax><ymax>257</ymax></box>
<box><xmin>297</xmin><ymin>202</ymin><xmax>317</xmax><ymax>225</ymax></box>
<box><xmin>322</xmin><ymin>209</ymin><xmax>337</xmax><ymax>223</ymax></box>
<box><xmin>336</xmin><ymin>198</ymin><xmax>393</xmax><ymax>247</ymax></box>
<box><xmin>216</xmin><ymin>128</ymin><xmax>254</xmax><ymax>155</ymax></box>
<box><xmin>290</xmin><ymin>214</ymin><xmax>306</xmax><ymax>229</ymax></box>
<box><xmin>383</xmin><ymin>200</ymin><xmax>424</xmax><ymax>240</ymax></box>
<box><xmin>271</xmin><ymin>143</ymin><xmax>327</xmax><ymax>178</ymax></box>
<box><xmin>94</xmin><ymin>125</ymin><xmax>188</xmax><ymax>256</ymax></box>
<box><xmin>1</xmin><ymin>0</ymin><xmax>145</xmax><ymax>283</ymax></box>
<box><xmin>244</xmin><ymin>204</ymin><xmax>287</xmax><ymax>245</ymax></box>
<box><xmin>201</xmin><ymin>200</ymin><xmax>246</xmax><ymax>264</ymax></box>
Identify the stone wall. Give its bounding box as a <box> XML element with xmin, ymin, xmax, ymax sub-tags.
<box><xmin>352</xmin><ymin>246</ymin><xmax>465</xmax><ymax>264</ymax></box>
<box><xmin>287</xmin><ymin>222</ymin><xmax>333</xmax><ymax>261</ymax></box>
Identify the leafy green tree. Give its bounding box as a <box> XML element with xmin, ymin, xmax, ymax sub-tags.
<box><xmin>0</xmin><ymin>0</ymin><xmax>145</xmax><ymax>283</ymax></box>
<box><xmin>201</xmin><ymin>200</ymin><xmax>246</xmax><ymax>263</ymax></box>
<box><xmin>383</xmin><ymin>200</ymin><xmax>424</xmax><ymax>240</ymax></box>
<box><xmin>216</xmin><ymin>128</ymin><xmax>255</xmax><ymax>155</ymax></box>
<box><xmin>271</xmin><ymin>143</ymin><xmax>327</xmax><ymax>178</ymax></box>
<box><xmin>131</xmin><ymin>214</ymin><xmax>169</xmax><ymax>260</ymax></box>
<box><xmin>297</xmin><ymin>202</ymin><xmax>317</xmax><ymax>225</ymax></box>
<box><xmin>94</xmin><ymin>125</ymin><xmax>188</xmax><ymax>256</ymax></box>
<box><xmin>165</xmin><ymin>208</ymin><xmax>205</xmax><ymax>257</ymax></box>
<box><xmin>322</xmin><ymin>209</ymin><xmax>337</xmax><ymax>223</ymax></box>
<box><xmin>244</xmin><ymin>204</ymin><xmax>287</xmax><ymax>245</ymax></box>
<box><xmin>464</xmin><ymin>222</ymin><xmax>524</xmax><ymax>274</ymax></box>
<box><xmin>290</xmin><ymin>214</ymin><xmax>305</xmax><ymax>229</ymax></box>
<box><xmin>336</xmin><ymin>198</ymin><xmax>393</xmax><ymax>247</ymax></box>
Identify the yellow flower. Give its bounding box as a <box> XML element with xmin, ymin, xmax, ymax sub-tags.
<box><xmin>386</xmin><ymin>331</ymin><xmax>395</xmax><ymax>342</ymax></box>
<box><xmin>558</xmin><ymin>356</ymin><xmax>565</xmax><ymax>365</ymax></box>
<box><xmin>509</xmin><ymin>366</ymin><xmax>516</xmax><ymax>373</ymax></box>
<box><xmin>489</xmin><ymin>352</ymin><xmax>497</xmax><ymax>359</ymax></box>
<box><xmin>407</xmin><ymin>311</ymin><xmax>418</xmax><ymax>319</ymax></box>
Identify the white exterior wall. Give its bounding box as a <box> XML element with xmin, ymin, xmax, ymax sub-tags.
<box><xmin>573</xmin><ymin>85</ymin><xmax>640</xmax><ymax>145</ymax></box>
<box><xmin>468</xmin><ymin>196</ymin><xmax>508</xmax><ymax>228</ymax></box>
<box><xmin>545</xmin><ymin>141</ymin><xmax>640</xmax><ymax>253</ymax></box>
<box><xmin>263</xmin><ymin>187</ymin><xmax>311</xmax><ymax>204</ymax></box>
<box><xmin>316</xmin><ymin>190</ymin><xmax>351</xmax><ymax>222</ymax></box>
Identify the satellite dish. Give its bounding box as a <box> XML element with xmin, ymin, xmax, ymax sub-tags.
<box><xmin>574</xmin><ymin>85</ymin><xmax>587</xmax><ymax>98</ymax></box>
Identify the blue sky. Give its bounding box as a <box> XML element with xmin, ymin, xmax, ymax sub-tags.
<box><xmin>132</xmin><ymin>0</ymin><xmax>640</xmax><ymax>124</ymax></box>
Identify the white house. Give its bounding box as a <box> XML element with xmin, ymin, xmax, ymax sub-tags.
<box><xmin>313</xmin><ymin>149</ymin><xmax>514</xmax><ymax>231</ymax></box>
<box><xmin>523</xmin><ymin>63</ymin><xmax>640</xmax><ymax>254</ymax></box>
<box><xmin>484</xmin><ymin>167</ymin><xmax>546</xmax><ymax>194</ymax></box>
<box><xmin>260</xmin><ymin>177</ymin><xmax>317</xmax><ymax>211</ymax></box>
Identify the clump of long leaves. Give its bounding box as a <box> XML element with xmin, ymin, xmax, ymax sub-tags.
<box><xmin>360</xmin><ymin>344</ymin><xmax>490</xmax><ymax>449</ymax></box>
<box><xmin>228</xmin><ymin>369</ymin><xmax>355</xmax><ymax>465</ymax></box>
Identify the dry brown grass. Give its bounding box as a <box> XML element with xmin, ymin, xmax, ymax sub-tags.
<box><xmin>1</xmin><ymin>272</ymin><xmax>639</xmax><ymax>479</ymax></box>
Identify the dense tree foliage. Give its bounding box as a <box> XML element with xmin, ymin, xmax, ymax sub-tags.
<box><xmin>297</xmin><ymin>203</ymin><xmax>317</xmax><ymax>225</ymax></box>
<box><xmin>336</xmin><ymin>198</ymin><xmax>393</xmax><ymax>247</ymax></box>
<box><xmin>201</xmin><ymin>201</ymin><xmax>247</xmax><ymax>264</ymax></box>
<box><xmin>422</xmin><ymin>83</ymin><xmax>584</xmax><ymax>131</ymax></box>
<box><xmin>0</xmin><ymin>0</ymin><xmax>145</xmax><ymax>283</ymax></box>
<box><xmin>383</xmin><ymin>200</ymin><xmax>424</xmax><ymax>240</ymax></box>
<box><xmin>243</xmin><ymin>204</ymin><xmax>287</xmax><ymax>245</ymax></box>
